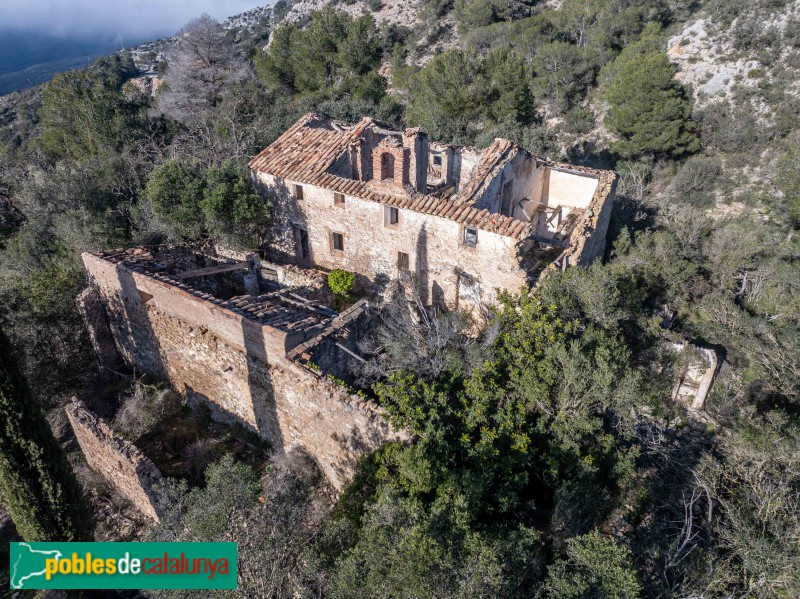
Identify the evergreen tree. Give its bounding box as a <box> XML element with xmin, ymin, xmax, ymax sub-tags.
<box><xmin>0</xmin><ymin>328</ymin><xmax>91</xmax><ymax>541</ymax></box>
<box><xmin>602</xmin><ymin>32</ymin><xmax>699</xmax><ymax>158</ymax></box>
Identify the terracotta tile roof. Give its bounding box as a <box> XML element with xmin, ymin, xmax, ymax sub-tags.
<box><xmin>91</xmin><ymin>248</ymin><xmax>337</xmax><ymax>336</ymax></box>
<box><xmin>248</xmin><ymin>113</ymin><xmax>536</xmax><ymax>240</ymax></box>
<box><xmin>456</xmin><ymin>138</ymin><xmax>517</xmax><ymax>204</ymax></box>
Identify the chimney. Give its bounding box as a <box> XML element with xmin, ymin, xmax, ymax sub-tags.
<box><xmin>403</xmin><ymin>128</ymin><xmax>428</xmax><ymax>194</ymax></box>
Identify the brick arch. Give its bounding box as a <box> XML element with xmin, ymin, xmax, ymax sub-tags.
<box><xmin>372</xmin><ymin>145</ymin><xmax>406</xmax><ymax>187</ymax></box>
<box><xmin>380</xmin><ymin>152</ymin><xmax>395</xmax><ymax>181</ymax></box>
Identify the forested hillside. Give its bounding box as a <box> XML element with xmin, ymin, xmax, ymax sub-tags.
<box><xmin>1</xmin><ymin>0</ymin><xmax>799</xmax><ymax>596</ymax></box>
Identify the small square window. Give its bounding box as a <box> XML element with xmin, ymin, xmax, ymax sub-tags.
<box><xmin>384</xmin><ymin>205</ymin><xmax>399</xmax><ymax>227</ymax></box>
<box><xmin>292</xmin><ymin>184</ymin><xmax>304</xmax><ymax>201</ymax></box>
<box><xmin>433</xmin><ymin>155</ymin><xmax>442</xmax><ymax>166</ymax></box>
<box><xmin>334</xmin><ymin>192</ymin><xmax>345</xmax><ymax>207</ymax></box>
<box><xmin>463</xmin><ymin>227</ymin><xmax>478</xmax><ymax>248</ymax></box>
<box><xmin>331</xmin><ymin>232</ymin><xmax>344</xmax><ymax>252</ymax></box>
<box><xmin>397</xmin><ymin>252</ymin><xmax>410</xmax><ymax>270</ymax></box>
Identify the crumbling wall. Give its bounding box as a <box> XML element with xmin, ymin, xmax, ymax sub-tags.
<box><xmin>82</xmin><ymin>253</ymin><xmax>407</xmax><ymax>490</ymax></box>
<box><xmin>537</xmin><ymin>170</ymin><xmax>618</xmax><ymax>279</ymax></box>
<box><xmin>568</xmin><ymin>172</ymin><xmax>617</xmax><ymax>266</ymax></box>
<box><xmin>66</xmin><ymin>400</ymin><xmax>162</xmax><ymax>521</ymax></box>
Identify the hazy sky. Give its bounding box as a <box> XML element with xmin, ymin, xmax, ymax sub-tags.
<box><xmin>0</xmin><ymin>0</ymin><xmax>271</xmax><ymax>41</ymax></box>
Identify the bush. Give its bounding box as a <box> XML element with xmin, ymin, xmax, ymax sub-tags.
<box><xmin>776</xmin><ymin>145</ymin><xmax>800</xmax><ymax>228</ymax></box>
<box><xmin>328</xmin><ymin>269</ymin><xmax>356</xmax><ymax>296</ymax></box>
<box><xmin>561</xmin><ymin>107</ymin><xmax>595</xmax><ymax>135</ymax></box>
<box><xmin>696</xmin><ymin>101</ymin><xmax>763</xmax><ymax>153</ymax></box>
<box><xmin>669</xmin><ymin>156</ymin><xmax>722</xmax><ymax>207</ymax></box>
<box><xmin>544</xmin><ymin>530</ymin><xmax>641</xmax><ymax>598</ymax></box>
<box><xmin>113</xmin><ymin>383</ymin><xmax>182</xmax><ymax>441</ymax></box>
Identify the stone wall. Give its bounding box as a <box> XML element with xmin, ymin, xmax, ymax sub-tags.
<box><xmin>538</xmin><ymin>170</ymin><xmax>618</xmax><ymax>278</ymax></box>
<box><xmin>255</xmin><ymin>172</ymin><xmax>530</xmax><ymax>310</ymax></box>
<box><xmin>66</xmin><ymin>400</ymin><xmax>162</xmax><ymax>521</ymax></box>
<box><xmin>82</xmin><ymin>253</ymin><xmax>407</xmax><ymax>490</ymax></box>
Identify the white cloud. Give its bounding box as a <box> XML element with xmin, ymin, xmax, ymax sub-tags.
<box><xmin>0</xmin><ymin>0</ymin><xmax>270</xmax><ymax>41</ymax></box>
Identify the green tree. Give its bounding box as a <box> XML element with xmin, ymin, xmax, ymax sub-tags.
<box><xmin>144</xmin><ymin>160</ymin><xmax>206</xmax><ymax>240</ymax></box>
<box><xmin>531</xmin><ymin>41</ymin><xmax>597</xmax><ymax>112</ymax></box>
<box><xmin>374</xmin><ymin>291</ymin><xmax>641</xmax><ymax>517</ymax></box>
<box><xmin>315</xmin><ymin>485</ymin><xmax>540</xmax><ymax>599</ymax></box>
<box><xmin>545</xmin><ymin>530</ymin><xmax>641</xmax><ymax>598</ymax></box>
<box><xmin>38</xmin><ymin>70</ymin><xmax>142</xmax><ymax>161</ymax></box>
<box><xmin>602</xmin><ymin>40</ymin><xmax>698</xmax><ymax>157</ymax></box>
<box><xmin>201</xmin><ymin>160</ymin><xmax>269</xmax><ymax>248</ymax></box>
<box><xmin>255</xmin><ymin>9</ymin><xmax>384</xmax><ymax>102</ymax></box>
<box><xmin>454</xmin><ymin>0</ymin><xmax>498</xmax><ymax>33</ymax></box>
<box><xmin>0</xmin><ymin>328</ymin><xmax>90</xmax><ymax>541</ymax></box>
<box><xmin>406</xmin><ymin>48</ymin><xmax>534</xmax><ymax>143</ymax></box>
<box><xmin>253</xmin><ymin>23</ymin><xmax>302</xmax><ymax>92</ymax></box>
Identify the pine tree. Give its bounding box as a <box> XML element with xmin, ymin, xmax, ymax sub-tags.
<box><xmin>602</xmin><ymin>30</ymin><xmax>699</xmax><ymax>158</ymax></box>
<box><xmin>0</xmin><ymin>328</ymin><xmax>91</xmax><ymax>541</ymax></box>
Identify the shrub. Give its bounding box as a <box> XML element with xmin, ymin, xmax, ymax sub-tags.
<box><xmin>669</xmin><ymin>156</ymin><xmax>722</xmax><ymax>207</ymax></box>
<box><xmin>776</xmin><ymin>146</ymin><xmax>800</xmax><ymax>228</ymax></box>
<box><xmin>544</xmin><ymin>530</ymin><xmax>641</xmax><ymax>598</ymax></box>
<box><xmin>561</xmin><ymin>107</ymin><xmax>595</xmax><ymax>135</ymax></box>
<box><xmin>113</xmin><ymin>384</ymin><xmax>183</xmax><ymax>441</ymax></box>
<box><xmin>328</xmin><ymin>269</ymin><xmax>356</xmax><ymax>296</ymax></box>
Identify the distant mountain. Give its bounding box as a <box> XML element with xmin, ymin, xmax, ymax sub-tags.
<box><xmin>0</xmin><ymin>30</ymin><xmax>154</xmax><ymax>96</ymax></box>
<box><xmin>0</xmin><ymin>5</ymin><xmax>278</xmax><ymax>97</ymax></box>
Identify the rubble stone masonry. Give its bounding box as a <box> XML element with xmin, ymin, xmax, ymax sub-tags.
<box><xmin>255</xmin><ymin>172</ymin><xmax>531</xmax><ymax>309</ymax></box>
<box><xmin>66</xmin><ymin>400</ymin><xmax>162</xmax><ymax>521</ymax></box>
<box><xmin>82</xmin><ymin>253</ymin><xmax>407</xmax><ymax>490</ymax></box>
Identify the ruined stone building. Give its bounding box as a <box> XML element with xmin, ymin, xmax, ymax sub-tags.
<box><xmin>75</xmin><ymin>115</ymin><xmax>618</xmax><ymax>502</ymax></box>
<box><xmin>81</xmin><ymin>247</ymin><xmax>405</xmax><ymax>492</ymax></box>
<box><xmin>249</xmin><ymin>113</ymin><xmax>617</xmax><ymax>310</ymax></box>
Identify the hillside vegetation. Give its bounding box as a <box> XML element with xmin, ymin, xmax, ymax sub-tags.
<box><xmin>1</xmin><ymin>0</ymin><xmax>800</xmax><ymax>597</ymax></box>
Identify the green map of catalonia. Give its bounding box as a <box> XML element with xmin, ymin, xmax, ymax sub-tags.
<box><xmin>10</xmin><ymin>543</ymin><xmax>63</xmax><ymax>589</ymax></box>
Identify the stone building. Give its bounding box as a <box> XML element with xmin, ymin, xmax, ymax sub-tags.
<box><xmin>81</xmin><ymin>247</ymin><xmax>406</xmax><ymax>490</ymax></box>
<box><xmin>77</xmin><ymin>115</ymin><xmax>618</xmax><ymax>494</ymax></box>
<box><xmin>249</xmin><ymin>113</ymin><xmax>617</xmax><ymax>311</ymax></box>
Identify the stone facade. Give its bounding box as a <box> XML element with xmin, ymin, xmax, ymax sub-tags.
<box><xmin>250</xmin><ymin>113</ymin><xmax>617</xmax><ymax>311</ymax></box>
<box><xmin>66</xmin><ymin>400</ymin><xmax>162</xmax><ymax>521</ymax></box>
<box><xmin>255</xmin><ymin>171</ymin><xmax>531</xmax><ymax>310</ymax></box>
<box><xmin>82</xmin><ymin>250</ymin><xmax>407</xmax><ymax>490</ymax></box>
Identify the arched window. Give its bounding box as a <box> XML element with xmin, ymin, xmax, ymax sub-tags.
<box><xmin>380</xmin><ymin>152</ymin><xmax>395</xmax><ymax>181</ymax></box>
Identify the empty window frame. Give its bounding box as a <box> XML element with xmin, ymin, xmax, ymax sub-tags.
<box><xmin>432</xmin><ymin>155</ymin><xmax>442</xmax><ymax>166</ymax></box>
<box><xmin>331</xmin><ymin>232</ymin><xmax>345</xmax><ymax>252</ymax></box>
<box><xmin>291</xmin><ymin>224</ymin><xmax>310</xmax><ymax>262</ymax></box>
<box><xmin>397</xmin><ymin>251</ymin><xmax>410</xmax><ymax>270</ymax></box>
<box><xmin>292</xmin><ymin>184</ymin><xmax>304</xmax><ymax>201</ymax></box>
<box><xmin>458</xmin><ymin>272</ymin><xmax>481</xmax><ymax>304</ymax></box>
<box><xmin>463</xmin><ymin>226</ymin><xmax>478</xmax><ymax>248</ymax></box>
<box><xmin>334</xmin><ymin>192</ymin><xmax>345</xmax><ymax>207</ymax></box>
<box><xmin>384</xmin><ymin>205</ymin><xmax>400</xmax><ymax>227</ymax></box>
<box><xmin>380</xmin><ymin>153</ymin><xmax>395</xmax><ymax>181</ymax></box>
